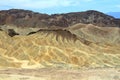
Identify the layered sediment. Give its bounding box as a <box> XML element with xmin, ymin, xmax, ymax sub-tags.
<box><xmin>0</xmin><ymin>24</ymin><xmax>120</xmax><ymax>69</ymax></box>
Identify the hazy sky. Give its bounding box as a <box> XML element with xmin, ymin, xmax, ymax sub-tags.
<box><xmin>0</xmin><ymin>0</ymin><xmax>120</xmax><ymax>14</ymax></box>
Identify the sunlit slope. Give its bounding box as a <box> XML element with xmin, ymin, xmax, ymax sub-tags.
<box><xmin>69</xmin><ymin>23</ymin><xmax>120</xmax><ymax>44</ymax></box>
<box><xmin>0</xmin><ymin>26</ymin><xmax>120</xmax><ymax>69</ymax></box>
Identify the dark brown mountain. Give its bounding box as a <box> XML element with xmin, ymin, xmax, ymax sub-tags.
<box><xmin>0</xmin><ymin>9</ymin><xmax>120</xmax><ymax>28</ymax></box>
<box><xmin>0</xmin><ymin>9</ymin><xmax>50</xmax><ymax>28</ymax></box>
<box><xmin>54</xmin><ymin>10</ymin><xmax>120</xmax><ymax>27</ymax></box>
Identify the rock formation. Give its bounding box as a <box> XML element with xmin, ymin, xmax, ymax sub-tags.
<box><xmin>0</xmin><ymin>23</ymin><xmax>120</xmax><ymax>68</ymax></box>
<box><xmin>0</xmin><ymin>9</ymin><xmax>120</xmax><ymax>28</ymax></box>
<box><xmin>0</xmin><ymin>9</ymin><xmax>120</xmax><ymax>69</ymax></box>
<box><xmin>0</xmin><ymin>9</ymin><xmax>120</xmax><ymax>80</ymax></box>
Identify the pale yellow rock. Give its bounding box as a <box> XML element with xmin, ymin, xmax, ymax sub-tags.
<box><xmin>0</xmin><ymin>24</ymin><xmax>120</xmax><ymax>69</ymax></box>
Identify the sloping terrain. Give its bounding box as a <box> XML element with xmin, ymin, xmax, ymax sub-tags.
<box><xmin>0</xmin><ymin>9</ymin><xmax>120</xmax><ymax>28</ymax></box>
<box><xmin>69</xmin><ymin>23</ymin><xmax>120</xmax><ymax>44</ymax></box>
<box><xmin>0</xmin><ymin>24</ymin><xmax>120</xmax><ymax>69</ymax></box>
<box><xmin>0</xmin><ymin>9</ymin><xmax>120</xmax><ymax>80</ymax></box>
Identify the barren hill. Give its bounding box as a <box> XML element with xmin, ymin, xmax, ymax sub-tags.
<box><xmin>0</xmin><ymin>9</ymin><xmax>120</xmax><ymax>28</ymax></box>
<box><xmin>0</xmin><ymin>9</ymin><xmax>120</xmax><ymax>80</ymax></box>
<box><xmin>0</xmin><ymin>23</ymin><xmax>120</xmax><ymax>69</ymax></box>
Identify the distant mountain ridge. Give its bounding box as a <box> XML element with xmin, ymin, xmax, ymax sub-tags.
<box><xmin>0</xmin><ymin>9</ymin><xmax>120</xmax><ymax>28</ymax></box>
<box><xmin>107</xmin><ymin>12</ymin><xmax>120</xmax><ymax>18</ymax></box>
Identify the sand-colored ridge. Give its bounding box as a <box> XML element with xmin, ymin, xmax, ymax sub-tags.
<box><xmin>0</xmin><ymin>24</ymin><xmax>120</xmax><ymax>69</ymax></box>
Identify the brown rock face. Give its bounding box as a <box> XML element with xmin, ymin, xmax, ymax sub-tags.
<box><xmin>0</xmin><ymin>9</ymin><xmax>120</xmax><ymax>28</ymax></box>
<box><xmin>0</xmin><ymin>9</ymin><xmax>50</xmax><ymax>28</ymax></box>
<box><xmin>7</xmin><ymin>29</ymin><xmax>19</xmax><ymax>37</ymax></box>
<box><xmin>56</xmin><ymin>10</ymin><xmax>120</xmax><ymax>27</ymax></box>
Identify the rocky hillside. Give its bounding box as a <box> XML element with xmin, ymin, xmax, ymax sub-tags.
<box><xmin>0</xmin><ymin>9</ymin><xmax>120</xmax><ymax>69</ymax></box>
<box><xmin>0</xmin><ymin>24</ymin><xmax>120</xmax><ymax>68</ymax></box>
<box><xmin>0</xmin><ymin>9</ymin><xmax>120</xmax><ymax>28</ymax></box>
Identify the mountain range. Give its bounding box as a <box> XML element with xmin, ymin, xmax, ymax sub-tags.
<box><xmin>0</xmin><ymin>9</ymin><xmax>120</xmax><ymax>28</ymax></box>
